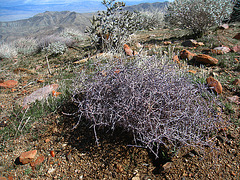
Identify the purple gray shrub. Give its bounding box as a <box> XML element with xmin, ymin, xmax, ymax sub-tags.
<box><xmin>72</xmin><ymin>56</ymin><xmax>223</xmax><ymax>158</ymax></box>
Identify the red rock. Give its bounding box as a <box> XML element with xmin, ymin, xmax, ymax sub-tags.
<box><xmin>233</xmin><ymin>33</ymin><xmax>240</xmax><ymax>40</ymax></box>
<box><xmin>232</xmin><ymin>45</ymin><xmax>240</xmax><ymax>52</ymax></box>
<box><xmin>19</xmin><ymin>150</ymin><xmax>37</xmax><ymax>165</ymax></box>
<box><xmin>163</xmin><ymin>41</ymin><xmax>172</xmax><ymax>45</ymax></box>
<box><xmin>232</xmin><ymin>79</ymin><xmax>240</xmax><ymax>85</ymax></box>
<box><xmin>50</xmin><ymin>151</ymin><xmax>55</xmax><ymax>157</ymax></box>
<box><xmin>179</xmin><ymin>50</ymin><xmax>195</xmax><ymax>60</ymax></box>
<box><xmin>206</xmin><ymin>76</ymin><xmax>222</xmax><ymax>94</ymax></box>
<box><xmin>30</xmin><ymin>155</ymin><xmax>45</xmax><ymax>167</ymax></box>
<box><xmin>124</xmin><ymin>44</ymin><xmax>133</xmax><ymax>56</ymax></box>
<box><xmin>194</xmin><ymin>54</ymin><xmax>218</xmax><ymax>65</ymax></box>
<box><xmin>45</xmin><ymin>138</ymin><xmax>51</xmax><ymax>143</ymax></box>
<box><xmin>173</xmin><ymin>55</ymin><xmax>180</xmax><ymax>64</ymax></box>
<box><xmin>0</xmin><ymin>177</ymin><xmax>7</xmax><ymax>180</ymax></box>
<box><xmin>162</xmin><ymin>162</ymin><xmax>172</xmax><ymax>171</ymax></box>
<box><xmin>0</xmin><ymin>80</ymin><xmax>18</xmax><ymax>88</ymax></box>
<box><xmin>188</xmin><ymin>70</ymin><xmax>197</xmax><ymax>74</ymax></box>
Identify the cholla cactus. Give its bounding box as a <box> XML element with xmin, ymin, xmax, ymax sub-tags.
<box><xmin>165</xmin><ymin>0</ymin><xmax>234</xmax><ymax>37</ymax></box>
<box><xmin>86</xmin><ymin>0</ymin><xmax>142</xmax><ymax>51</ymax></box>
<box><xmin>72</xmin><ymin>56</ymin><xmax>223</xmax><ymax>158</ymax></box>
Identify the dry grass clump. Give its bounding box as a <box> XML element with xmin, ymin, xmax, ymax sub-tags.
<box><xmin>71</xmin><ymin>56</ymin><xmax>223</xmax><ymax>158</ymax></box>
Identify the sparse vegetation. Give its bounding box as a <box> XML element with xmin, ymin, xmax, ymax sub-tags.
<box><xmin>0</xmin><ymin>1</ymin><xmax>239</xmax><ymax>179</ymax></box>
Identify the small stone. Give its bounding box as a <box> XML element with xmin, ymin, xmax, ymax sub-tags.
<box><xmin>188</xmin><ymin>70</ymin><xmax>197</xmax><ymax>74</ymax></box>
<box><xmin>116</xmin><ymin>164</ymin><xmax>124</xmax><ymax>173</ymax></box>
<box><xmin>233</xmin><ymin>33</ymin><xmax>240</xmax><ymax>40</ymax></box>
<box><xmin>50</xmin><ymin>151</ymin><xmax>55</xmax><ymax>157</ymax></box>
<box><xmin>124</xmin><ymin>44</ymin><xmax>133</xmax><ymax>56</ymax></box>
<box><xmin>163</xmin><ymin>41</ymin><xmax>172</xmax><ymax>45</ymax></box>
<box><xmin>179</xmin><ymin>50</ymin><xmax>195</xmax><ymax>60</ymax></box>
<box><xmin>206</xmin><ymin>76</ymin><xmax>223</xmax><ymax>94</ymax></box>
<box><xmin>232</xmin><ymin>45</ymin><xmax>240</xmax><ymax>52</ymax></box>
<box><xmin>232</xmin><ymin>79</ymin><xmax>240</xmax><ymax>85</ymax></box>
<box><xmin>194</xmin><ymin>54</ymin><xmax>218</xmax><ymax>65</ymax></box>
<box><xmin>173</xmin><ymin>55</ymin><xmax>180</xmax><ymax>64</ymax></box>
<box><xmin>197</xmin><ymin>42</ymin><xmax>204</xmax><ymax>46</ymax></box>
<box><xmin>19</xmin><ymin>150</ymin><xmax>37</xmax><ymax>165</ymax></box>
<box><xmin>30</xmin><ymin>155</ymin><xmax>45</xmax><ymax>167</ymax></box>
<box><xmin>45</xmin><ymin>138</ymin><xmax>50</xmax><ymax>143</ymax></box>
<box><xmin>37</xmin><ymin>79</ymin><xmax>45</xmax><ymax>83</ymax></box>
<box><xmin>162</xmin><ymin>162</ymin><xmax>172</xmax><ymax>171</ymax></box>
<box><xmin>0</xmin><ymin>80</ymin><xmax>18</xmax><ymax>88</ymax></box>
<box><xmin>48</xmin><ymin>168</ymin><xmax>56</xmax><ymax>174</ymax></box>
<box><xmin>219</xmin><ymin>24</ymin><xmax>229</xmax><ymax>29</ymax></box>
<box><xmin>214</xmin><ymin>46</ymin><xmax>231</xmax><ymax>54</ymax></box>
<box><xmin>227</xmin><ymin>96</ymin><xmax>240</xmax><ymax>104</ymax></box>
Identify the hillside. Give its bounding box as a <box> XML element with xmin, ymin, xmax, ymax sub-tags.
<box><xmin>0</xmin><ymin>11</ymin><xmax>93</xmax><ymax>42</ymax></box>
<box><xmin>0</xmin><ymin>1</ymin><xmax>168</xmax><ymax>42</ymax></box>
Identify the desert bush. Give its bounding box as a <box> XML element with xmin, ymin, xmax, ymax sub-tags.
<box><xmin>139</xmin><ymin>9</ymin><xmax>166</xmax><ymax>30</ymax></box>
<box><xmin>165</xmin><ymin>0</ymin><xmax>234</xmax><ymax>37</ymax></box>
<box><xmin>42</xmin><ymin>41</ymin><xmax>68</xmax><ymax>56</ymax></box>
<box><xmin>230</xmin><ymin>0</ymin><xmax>240</xmax><ymax>22</ymax></box>
<box><xmin>61</xmin><ymin>28</ymin><xmax>88</xmax><ymax>42</ymax></box>
<box><xmin>38</xmin><ymin>34</ymin><xmax>75</xmax><ymax>50</ymax></box>
<box><xmin>14</xmin><ymin>37</ymin><xmax>39</xmax><ymax>55</ymax></box>
<box><xmin>86</xmin><ymin>0</ymin><xmax>143</xmax><ymax>51</ymax></box>
<box><xmin>71</xmin><ymin>56</ymin><xmax>223</xmax><ymax>158</ymax></box>
<box><xmin>0</xmin><ymin>43</ymin><xmax>18</xmax><ymax>59</ymax></box>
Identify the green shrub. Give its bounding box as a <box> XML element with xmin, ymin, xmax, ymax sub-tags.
<box><xmin>42</xmin><ymin>41</ymin><xmax>68</xmax><ymax>56</ymax></box>
<box><xmin>165</xmin><ymin>0</ymin><xmax>234</xmax><ymax>37</ymax></box>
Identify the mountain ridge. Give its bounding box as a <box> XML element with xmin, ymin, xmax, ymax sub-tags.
<box><xmin>0</xmin><ymin>2</ymin><xmax>168</xmax><ymax>42</ymax></box>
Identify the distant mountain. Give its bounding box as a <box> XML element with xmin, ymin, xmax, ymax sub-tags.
<box><xmin>0</xmin><ymin>2</ymin><xmax>168</xmax><ymax>42</ymax></box>
<box><xmin>124</xmin><ymin>1</ymin><xmax>168</xmax><ymax>12</ymax></box>
<box><xmin>0</xmin><ymin>11</ymin><xmax>93</xmax><ymax>42</ymax></box>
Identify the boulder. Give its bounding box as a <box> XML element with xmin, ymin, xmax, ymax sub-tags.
<box><xmin>19</xmin><ymin>150</ymin><xmax>37</xmax><ymax>165</ymax></box>
<box><xmin>179</xmin><ymin>50</ymin><xmax>195</xmax><ymax>60</ymax></box>
<box><xmin>123</xmin><ymin>44</ymin><xmax>133</xmax><ymax>56</ymax></box>
<box><xmin>193</xmin><ymin>54</ymin><xmax>218</xmax><ymax>65</ymax></box>
<box><xmin>206</xmin><ymin>76</ymin><xmax>222</xmax><ymax>94</ymax></box>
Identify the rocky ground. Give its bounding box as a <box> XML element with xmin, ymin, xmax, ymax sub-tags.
<box><xmin>0</xmin><ymin>24</ymin><xmax>239</xmax><ymax>179</ymax></box>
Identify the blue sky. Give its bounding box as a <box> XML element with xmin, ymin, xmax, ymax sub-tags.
<box><xmin>0</xmin><ymin>0</ymin><xmax>169</xmax><ymax>22</ymax></box>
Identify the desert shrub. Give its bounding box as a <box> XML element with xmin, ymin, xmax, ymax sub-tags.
<box><xmin>38</xmin><ymin>34</ymin><xmax>75</xmax><ymax>50</ymax></box>
<box><xmin>139</xmin><ymin>9</ymin><xmax>166</xmax><ymax>30</ymax></box>
<box><xmin>230</xmin><ymin>0</ymin><xmax>240</xmax><ymax>22</ymax></box>
<box><xmin>165</xmin><ymin>0</ymin><xmax>234</xmax><ymax>37</ymax></box>
<box><xmin>86</xmin><ymin>0</ymin><xmax>143</xmax><ymax>51</ymax></box>
<box><xmin>71</xmin><ymin>56</ymin><xmax>223</xmax><ymax>158</ymax></box>
<box><xmin>42</xmin><ymin>41</ymin><xmax>67</xmax><ymax>56</ymax></box>
<box><xmin>0</xmin><ymin>43</ymin><xmax>18</xmax><ymax>59</ymax></box>
<box><xmin>14</xmin><ymin>37</ymin><xmax>39</xmax><ymax>55</ymax></box>
<box><xmin>61</xmin><ymin>28</ymin><xmax>88</xmax><ymax>42</ymax></box>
